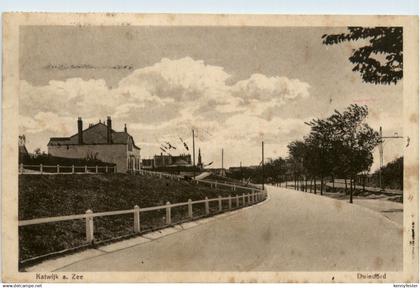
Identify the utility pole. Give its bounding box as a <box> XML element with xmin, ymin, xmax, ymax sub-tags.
<box><xmin>240</xmin><ymin>161</ymin><xmax>243</xmax><ymax>182</ymax></box>
<box><xmin>192</xmin><ymin>129</ymin><xmax>196</xmax><ymax>179</ymax></box>
<box><xmin>378</xmin><ymin>126</ymin><xmax>383</xmax><ymax>191</ymax></box>
<box><xmin>262</xmin><ymin>141</ymin><xmax>265</xmax><ymax>190</ymax></box>
<box><xmin>378</xmin><ymin>126</ymin><xmax>404</xmax><ymax>191</ymax></box>
<box><xmin>221</xmin><ymin>148</ymin><xmax>224</xmax><ymax>176</ymax></box>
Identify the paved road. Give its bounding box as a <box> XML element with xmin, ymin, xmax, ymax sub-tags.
<box><xmin>58</xmin><ymin>186</ymin><xmax>403</xmax><ymax>272</ymax></box>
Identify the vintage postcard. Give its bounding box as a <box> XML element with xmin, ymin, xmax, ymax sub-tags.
<box><xmin>2</xmin><ymin>13</ymin><xmax>419</xmax><ymax>283</ymax></box>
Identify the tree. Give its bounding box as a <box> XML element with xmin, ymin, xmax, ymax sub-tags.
<box><xmin>34</xmin><ymin>148</ymin><xmax>42</xmax><ymax>156</ymax></box>
<box><xmin>292</xmin><ymin>104</ymin><xmax>380</xmax><ymax>203</ymax></box>
<box><xmin>322</xmin><ymin>27</ymin><xmax>403</xmax><ymax>85</ymax></box>
<box><xmin>371</xmin><ymin>156</ymin><xmax>403</xmax><ymax>190</ymax></box>
<box><xmin>287</xmin><ymin>141</ymin><xmax>308</xmax><ymax>191</ymax></box>
<box><xmin>317</xmin><ymin>105</ymin><xmax>380</xmax><ymax>202</ymax></box>
<box><xmin>264</xmin><ymin>157</ymin><xmax>287</xmax><ymax>184</ymax></box>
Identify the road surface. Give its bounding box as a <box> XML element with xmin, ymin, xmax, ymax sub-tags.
<box><xmin>57</xmin><ymin>186</ymin><xmax>403</xmax><ymax>272</ymax></box>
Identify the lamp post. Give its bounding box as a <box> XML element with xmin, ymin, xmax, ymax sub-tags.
<box><xmin>262</xmin><ymin>141</ymin><xmax>265</xmax><ymax>190</ymax></box>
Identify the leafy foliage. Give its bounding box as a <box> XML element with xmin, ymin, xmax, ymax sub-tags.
<box><xmin>286</xmin><ymin>104</ymin><xmax>380</xmax><ymax>201</ymax></box>
<box><xmin>322</xmin><ymin>27</ymin><xmax>403</xmax><ymax>85</ymax></box>
<box><xmin>371</xmin><ymin>156</ymin><xmax>403</xmax><ymax>190</ymax></box>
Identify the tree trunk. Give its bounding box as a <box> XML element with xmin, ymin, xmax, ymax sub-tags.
<box><xmin>320</xmin><ymin>176</ymin><xmax>324</xmax><ymax>195</ymax></box>
<box><xmin>305</xmin><ymin>177</ymin><xmax>308</xmax><ymax>192</ymax></box>
<box><xmin>362</xmin><ymin>175</ymin><xmax>366</xmax><ymax>192</ymax></box>
<box><xmin>344</xmin><ymin>178</ymin><xmax>348</xmax><ymax>195</ymax></box>
<box><xmin>332</xmin><ymin>176</ymin><xmax>335</xmax><ymax>192</ymax></box>
<box><xmin>314</xmin><ymin>177</ymin><xmax>317</xmax><ymax>194</ymax></box>
<box><xmin>349</xmin><ymin>176</ymin><xmax>353</xmax><ymax>203</ymax></box>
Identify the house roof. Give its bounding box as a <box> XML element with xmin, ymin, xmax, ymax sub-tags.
<box><xmin>48</xmin><ymin>122</ymin><xmax>140</xmax><ymax>150</ymax></box>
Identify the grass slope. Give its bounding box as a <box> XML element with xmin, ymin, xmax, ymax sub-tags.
<box><xmin>19</xmin><ymin>174</ymin><xmax>249</xmax><ymax>262</ymax></box>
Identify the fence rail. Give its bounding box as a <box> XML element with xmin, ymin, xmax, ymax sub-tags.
<box><xmin>19</xmin><ymin>189</ymin><xmax>267</xmax><ymax>244</ymax></box>
<box><xmin>19</xmin><ymin>163</ymin><xmax>117</xmax><ymax>175</ymax></box>
<box><xmin>138</xmin><ymin>169</ymin><xmax>262</xmax><ymax>192</ymax></box>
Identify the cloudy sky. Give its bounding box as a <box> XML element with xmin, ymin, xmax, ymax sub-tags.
<box><xmin>19</xmin><ymin>26</ymin><xmax>404</xmax><ymax>170</ymax></box>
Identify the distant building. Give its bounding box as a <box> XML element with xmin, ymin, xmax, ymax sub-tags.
<box><xmin>47</xmin><ymin>116</ymin><xmax>140</xmax><ymax>173</ymax></box>
<box><xmin>142</xmin><ymin>153</ymin><xmax>192</xmax><ymax>169</ymax></box>
<box><xmin>228</xmin><ymin>166</ymin><xmax>241</xmax><ymax>172</ymax></box>
<box><xmin>141</xmin><ymin>158</ymin><xmax>154</xmax><ymax>169</ymax></box>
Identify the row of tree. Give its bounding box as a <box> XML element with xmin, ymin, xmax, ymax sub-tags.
<box><xmin>286</xmin><ymin>104</ymin><xmax>380</xmax><ymax>203</ymax></box>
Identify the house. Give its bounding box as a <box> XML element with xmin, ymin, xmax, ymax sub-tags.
<box><xmin>47</xmin><ymin>116</ymin><xmax>140</xmax><ymax>173</ymax></box>
<box><xmin>142</xmin><ymin>153</ymin><xmax>192</xmax><ymax>169</ymax></box>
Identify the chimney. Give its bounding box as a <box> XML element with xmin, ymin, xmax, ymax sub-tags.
<box><xmin>77</xmin><ymin>117</ymin><xmax>83</xmax><ymax>144</ymax></box>
<box><xmin>107</xmin><ymin>116</ymin><xmax>112</xmax><ymax>144</ymax></box>
<box><xmin>124</xmin><ymin>124</ymin><xmax>127</xmax><ymax>133</ymax></box>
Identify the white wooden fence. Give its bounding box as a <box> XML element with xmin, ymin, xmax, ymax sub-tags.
<box><xmin>19</xmin><ymin>189</ymin><xmax>268</xmax><ymax>243</ymax></box>
<box><xmin>19</xmin><ymin>164</ymin><xmax>117</xmax><ymax>175</ymax></box>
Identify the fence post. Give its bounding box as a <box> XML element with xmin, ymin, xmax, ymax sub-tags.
<box><xmin>114</xmin><ymin>166</ymin><xmax>117</xmax><ymax>173</ymax></box>
<box><xmin>218</xmin><ymin>196</ymin><xmax>222</xmax><ymax>212</ymax></box>
<box><xmin>57</xmin><ymin>164</ymin><xmax>60</xmax><ymax>173</ymax></box>
<box><xmin>242</xmin><ymin>193</ymin><xmax>245</xmax><ymax>206</ymax></box>
<box><xmin>19</xmin><ymin>163</ymin><xmax>23</xmax><ymax>174</ymax></box>
<box><xmin>228</xmin><ymin>195</ymin><xmax>232</xmax><ymax>210</ymax></box>
<box><xmin>215</xmin><ymin>181</ymin><xmax>218</xmax><ymax>189</ymax></box>
<box><xmin>252</xmin><ymin>191</ymin><xmax>255</xmax><ymax>203</ymax></box>
<box><xmin>134</xmin><ymin>205</ymin><xmax>140</xmax><ymax>233</ymax></box>
<box><xmin>188</xmin><ymin>199</ymin><xmax>193</xmax><ymax>218</ymax></box>
<box><xmin>40</xmin><ymin>164</ymin><xmax>43</xmax><ymax>174</ymax></box>
<box><xmin>166</xmin><ymin>201</ymin><xmax>171</xmax><ymax>225</ymax></box>
<box><xmin>95</xmin><ymin>165</ymin><xmax>98</xmax><ymax>173</ymax></box>
<box><xmin>85</xmin><ymin>165</ymin><xmax>88</xmax><ymax>173</ymax></box>
<box><xmin>236</xmin><ymin>195</ymin><xmax>239</xmax><ymax>207</ymax></box>
<box><xmin>85</xmin><ymin>209</ymin><xmax>94</xmax><ymax>243</ymax></box>
<box><xmin>72</xmin><ymin>165</ymin><xmax>75</xmax><ymax>174</ymax></box>
<box><xmin>233</xmin><ymin>184</ymin><xmax>236</xmax><ymax>191</ymax></box>
<box><xmin>205</xmin><ymin>197</ymin><xmax>209</xmax><ymax>215</ymax></box>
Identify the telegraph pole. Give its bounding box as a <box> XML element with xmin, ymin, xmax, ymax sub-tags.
<box><xmin>262</xmin><ymin>141</ymin><xmax>265</xmax><ymax>190</ymax></box>
<box><xmin>221</xmin><ymin>148</ymin><xmax>224</xmax><ymax>176</ymax></box>
<box><xmin>192</xmin><ymin>129</ymin><xmax>196</xmax><ymax>179</ymax></box>
<box><xmin>378</xmin><ymin>127</ymin><xmax>383</xmax><ymax>191</ymax></box>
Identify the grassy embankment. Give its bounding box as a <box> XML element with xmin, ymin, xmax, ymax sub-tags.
<box><xmin>19</xmin><ymin>173</ymin><xmax>254</xmax><ymax>263</ymax></box>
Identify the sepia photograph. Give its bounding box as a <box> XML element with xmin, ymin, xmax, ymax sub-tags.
<box><xmin>2</xmin><ymin>13</ymin><xmax>418</xmax><ymax>283</ymax></box>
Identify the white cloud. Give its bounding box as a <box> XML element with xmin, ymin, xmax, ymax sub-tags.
<box><xmin>20</xmin><ymin>57</ymin><xmax>311</xmax><ymax>166</ymax></box>
<box><xmin>233</xmin><ymin>73</ymin><xmax>310</xmax><ymax>103</ymax></box>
